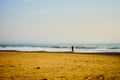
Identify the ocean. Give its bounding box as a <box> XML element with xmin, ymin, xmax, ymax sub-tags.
<box><xmin>0</xmin><ymin>43</ymin><xmax>120</xmax><ymax>52</ymax></box>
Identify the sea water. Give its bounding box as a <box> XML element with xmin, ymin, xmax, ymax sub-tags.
<box><xmin>0</xmin><ymin>43</ymin><xmax>120</xmax><ymax>52</ymax></box>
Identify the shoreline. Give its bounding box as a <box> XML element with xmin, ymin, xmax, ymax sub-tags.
<box><xmin>0</xmin><ymin>50</ymin><xmax>120</xmax><ymax>55</ymax></box>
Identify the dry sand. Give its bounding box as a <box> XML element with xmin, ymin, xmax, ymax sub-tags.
<box><xmin>0</xmin><ymin>50</ymin><xmax>120</xmax><ymax>80</ymax></box>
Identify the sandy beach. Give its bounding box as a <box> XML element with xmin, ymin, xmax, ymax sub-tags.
<box><xmin>0</xmin><ymin>50</ymin><xmax>120</xmax><ymax>80</ymax></box>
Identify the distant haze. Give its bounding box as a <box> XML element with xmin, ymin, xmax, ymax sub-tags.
<box><xmin>0</xmin><ymin>0</ymin><xmax>120</xmax><ymax>44</ymax></box>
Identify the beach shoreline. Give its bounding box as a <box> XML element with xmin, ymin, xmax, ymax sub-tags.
<box><xmin>0</xmin><ymin>50</ymin><xmax>120</xmax><ymax>80</ymax></box>
<box><xmin>0</xmin><ymin>50</ymin><xmax>120</xmax><ymax>55</ymax></box>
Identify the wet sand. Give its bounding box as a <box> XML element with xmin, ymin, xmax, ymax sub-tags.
<box><xmin>0</xmin><ymin>50</ymin><xmax>120</xmax><ymax>80</ymax></box>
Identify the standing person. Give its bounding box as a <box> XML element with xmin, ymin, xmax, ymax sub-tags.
<box><xmin>72</xmin><ymin>46</ymin><xmax>74</xmax><ymax>52</ymax></box>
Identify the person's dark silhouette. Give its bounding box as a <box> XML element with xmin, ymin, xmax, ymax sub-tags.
<box><xmin>72</xmin><ymin>46</ymin><xmax>74</xmax><ymax>52</ymax></box>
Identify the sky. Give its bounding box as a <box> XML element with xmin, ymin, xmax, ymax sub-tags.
<box><xmin>0</xmin><ymin>0</ymin><xmax>120</xmax><ymax>44</ymax></box>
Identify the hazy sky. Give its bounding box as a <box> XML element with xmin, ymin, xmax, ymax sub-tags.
<box><xmin>0</xmin><ymin>0</ymin><xmax>120</xmax><ymax>44</ymax></box>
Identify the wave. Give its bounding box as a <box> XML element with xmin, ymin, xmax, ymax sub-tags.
<box><xmin>75</xmin><ymin>46</ymin><xmax>97</xmax><ymax>49</ymax></box>
<box><xmin>0</xmin><ymin>46</ymin><xmax>120</xmax><ymax>52</ymax></box>
<box><xmin>108</xmin><ymin>47</ymin><xmax>120</xmax><ymax>49</ymax></box>
<box><xmin>0</xmin><ymin>43</ymin><xmax>120</xmax><ymax>52</ymax></box>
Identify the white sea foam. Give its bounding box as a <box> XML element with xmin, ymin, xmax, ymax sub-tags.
<box><xmin>0</xmin><ymin>46</ymin><xmax>120</xmax><ymax>52</ymax></box>
<box><xmin>0</xmin><ymin>47</ymin><xmax>70</xmax><ymax>52</ymax></box>
<box><xmin>0</xmin><ymin>43</ymin><xmax>120</xmax><ymax>52</ymax></box>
